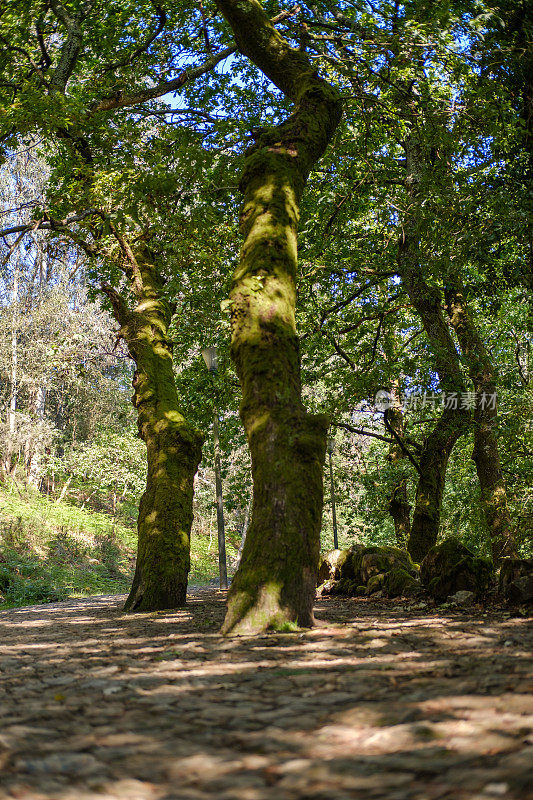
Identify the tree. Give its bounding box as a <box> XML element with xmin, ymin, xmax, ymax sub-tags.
<box><xmin>0</xmin><ymin>0</ymin><xmax>233</xmax><ymax>609</ymax></box>
<box><xmin>214</xmin><ymin>0</ymin><xmax>342</xmax><ymax>634</ymax></box>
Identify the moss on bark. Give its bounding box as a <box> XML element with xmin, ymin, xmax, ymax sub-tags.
<box><xmin>216</xmin><ymin>0</ymin><xmax>342</xmax><ymax>635</ymax></box>
<box><xmin>445</xmin><ymin>283</ymin><xmax>517</xmax><ymax>563</ymax></box>
<box><xmin>103</xmin><ymin>246</ymin><xmax>203</xmax><ymax>612</ymax></box>
<box><xmin>400</xmin><ymin>136</ymin><xmax>471</xmax><ymax>564</ymax></box>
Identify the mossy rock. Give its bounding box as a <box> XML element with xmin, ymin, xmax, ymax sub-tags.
<box><xmin>330</xmin><ymin>576</ymin><xmax>358</xmax><ymax>596</ymax></box>
<box><xmin>359</xmin><ymin>546</ymin><xmax>418</xmax><ymax>584</ymax></box>
<box><xmin>420</xmin><ymin>538</ymin><xmax>493</xmax><ymax>601</ymax></box>
<box><xmin>382</xmin><ymin>566</ymin><xmax>421</xmax><ymax>598</ymax></box>
<box><xmin>317</xmin><ymin>549</ymin><xmax>350</xmax><ymax>584</ymax></box>
<box><xmin>366</xmin><ymin>573</ymin><xmax>385</xmax><ymax>595</ymax></box>
<box><xmin>316</xmin><ymin>578</ymin><xmax>336</xmax><ymax>597</ymax></box>
<box><xmin>318</xmin><ymin>545</ymin><xmax>365</xmax><ymax>586</ymax></box>
<box><xmin>498</xmin><ymin>558</ymin><xmax>533</xmax><ymax>604</ymax></box>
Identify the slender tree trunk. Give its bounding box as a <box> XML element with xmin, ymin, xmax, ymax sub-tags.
<box><xmin>385</xmin><ymin>389</ymin><xmax>411</xmax><ymax>548</ymax></box>
<box><xmin>4</xmin><ymin>266</ymin><xmax>18</xmax><ymax>475</ymax></box>
<box><xmin>215</xmin><ymin>0</ymin><xmax>342</xmax><ymax>634</ymax></box>
<box><xmin>408</xmin><ymin>408</ymin><xmax>469</xmax><ymax>563</ymax></box>
<box><xmin>399</xmin><ymin>135</ymin><xmax>471</xmax><ymax>563</ymax></box>
<box><xmin>445</xmin><ymin>283</ymin><xmax>517</xmax><ymax>561</ymax></box>
<box><xmin>27</xmin><ymin>385</ymin><xmax>47</xmax><ymax>487</ymax></box>
<box><xmin>103</xmin><ymin>246</ymin><xmax>203</xmax><ymax>612</ymax></box>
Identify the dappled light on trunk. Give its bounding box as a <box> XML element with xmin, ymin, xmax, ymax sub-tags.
<box><xmin>103</xmin><ymin>245</ymin><xmax>203</xmax><ymax>612</ymax></box>
<box><xmin>215</xmin><ymin>0</ymin><xmax>342</xmax><ymax>635</ymax></box>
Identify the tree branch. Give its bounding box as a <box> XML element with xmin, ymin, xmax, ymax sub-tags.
<box><xmin>384</xmin><ymin>409</ymin><xmax>422</xmax><ymax>475</ymax></box>
<box><xmin>98</xmin><ymin>2</ymin><xmax>167</xmax><ymax>75</ymax></box>
<box><xmin>332</xmin><ymin>421</ymin><xmax>393</xmax><ymax>444</ymax></box>
<box><xmin>0</xmin><ymin>208</ymin><xmax>100</xmax><ymax>238</ymax></box>
<box><xmin>88</xmin><ymin>45</ymin><xmax>237</xmax><ymax>115</ymax></box>
<box><xmin>48</xmin><ymin>0</ymin><xmax>85</xmax><ymax>92</ymax></box>
<box><xmin>87</xmin><ymin>7</ymin><xmax>300</xmax><ymax>116</ymax></box>
<box><xmin>100</xmin><ymin>282</ymin><xmax>132</xmax><ymax>329</ymax></box>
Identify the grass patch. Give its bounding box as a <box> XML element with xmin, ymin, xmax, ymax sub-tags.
<box><xmin>0</xmin><ymin>485</ymin><xmax>136</xmax><ymax>608</ymax></box>
<box><xmin>0</xmin><ymin>483</ymin><xmax>238</xmax><ymax>608</ymax></box>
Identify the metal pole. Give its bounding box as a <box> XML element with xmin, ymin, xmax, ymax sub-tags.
<box><xmin>328</xmin><ymin>450</ymin><xmax>339</xmax><ymax>549</ymax></box>
<box><xmin>212</xmin><ymin>408</ymin><xmax>228</xmax><ymax>589</ymax></box>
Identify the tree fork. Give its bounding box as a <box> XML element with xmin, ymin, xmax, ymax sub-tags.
<box><xmin>215</xmin><ymin>0</ymin><xmax>342</xmax><ymax>634</ymax></box>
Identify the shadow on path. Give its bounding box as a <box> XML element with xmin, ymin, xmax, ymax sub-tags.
<box><xmin>0</xmin><ymin>591</ymin><xmax>531</xmax><ymax>799</ymax></box>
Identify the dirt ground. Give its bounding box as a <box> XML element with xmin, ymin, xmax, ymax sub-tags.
<box><xmin>0</xmin><ymin>590</ymin><xmax>532</xmax><ymax>800</ymax></box>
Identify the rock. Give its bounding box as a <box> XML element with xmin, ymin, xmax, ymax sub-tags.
<box><xmin>420</xmin><ymin>538</ymin><xmax>493</xmax><ymax>601</ymax></box>
<box><xmin>16</xmin><ymin>753</ymin><xmax>103</xmax><ymax>776</ymax></box>
<box><xmin>366</xmin><ymin>574</ymin><xmax>385</xmax><ymax>595</ymax></box>
<box><xmin>382</xmin><ymin>567</ymin><xmax>421</xmax><ymax>598</ymax></box>
<box><xmin>318</xmin><ymin>549</ymin><xmax>349</xmax><ymax>583</ymax></box>
<box><xmin>318</xmin><ymin>545</ymin><xmax>420</xmax><ymax>598</ymax></box>
<box><xmin>357</xmin><ymin>546</ymin><xmax>418</xmax><ymax>584</ymax></box>
<box><xmin>317</xmin><ymin>545</ymin><xmax>364</xmax><ymax>584</ymax></box>
<box><xmin>316</xmin><ymin>579</ymin><xmax>336</xmax><ymax>597</ymax></box>
<box><xmin>510</xmin><ymin>574</ymin><xmax>533</xmax><ymax>604</ymax></box>
<box><xmin>447</xmin><ymin>590</ymin><xmax>476</xmax><ymax>606</ymax></box>
<box><xmin>498</xmin><ymin>558</ymin><xmax>533</xmax><ymax>604</ymax></box>
<box><xmin>330</xmin><ymin>576</ymin><xmax>357</xmax><ymax>597</ymax></box>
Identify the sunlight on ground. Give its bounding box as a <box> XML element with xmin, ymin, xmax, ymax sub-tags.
<box><xmin>0</xmin><ymin>592</ymin><xmax>531</xmax><ymax>800</ymax></box>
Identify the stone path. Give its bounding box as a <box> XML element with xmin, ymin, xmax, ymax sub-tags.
<box><xmin>0</xmin><ymin>590</ymin><xmax>532</xmax><ymax>799</ymax></box>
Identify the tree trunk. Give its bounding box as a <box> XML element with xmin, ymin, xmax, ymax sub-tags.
<box><xmin>215</xmin><ymin>0</ymin><xmax>342</xmax><ymax>634</ymax></box>
<box><xmin>103</xmin><ymin>246</ymin><xmax>203</xmax><ymax>612</ymax></box>
<box><xmin>445</xmin><ymin>283</ymin><xmax>517</xmax><ymax>562</ymax></box>
<box><xmin>27</xmin><ymin>385</ymin><xmax>47</xmax><ymax>488</ymax></box>
<box><xmin>4</xmin><ymin>266</ymin><xmax>18</xmax><ymax>475</ymax></box>
<box><xmin>385</xmin><ymin>392</ymin><xmax>411</xmax><ymax>548</ymax></box>
<box><xmin>399</xmin><ymin>135</ymin><xmax>471</xmax><ymax>563</ymax></box>
<box><xmin>407</xmin><ymin>408</ymin><xmax>469</xmax><ymax>563</ymax></box>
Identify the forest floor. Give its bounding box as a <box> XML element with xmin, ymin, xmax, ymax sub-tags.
<box><xmin>0</xmin><ymin>590</ymin><xmax>532</xmax><ymax>800</ymax></box>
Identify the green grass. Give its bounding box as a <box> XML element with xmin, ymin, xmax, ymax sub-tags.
<box><xmin>0</xmin><ymin>484</ymin><xmax>137</xmax><ymax>608</ymax></box>
<box><xmin>0</xmin><ymin>484</ymin><xmax>236</xmax><ymax>609</ymax></box>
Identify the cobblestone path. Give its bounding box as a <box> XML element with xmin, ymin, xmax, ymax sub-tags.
<box><xmin>0</xmin><ymin>590</ymin><xmax>532</xmax><ymax>799</ymax></box>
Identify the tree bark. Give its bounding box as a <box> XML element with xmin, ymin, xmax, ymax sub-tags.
<box><xmin>399</xmin><ymin>135</ymin><xmax>471</xmax><ymax>563</ymax></box>
<box><xmin>215</xmin><ymin>0</ymin><xmax>342</xmax><ymax>634</ymax></box>
<box><xmin>27</xmin><ymin>385</ymin><xmax>47</xmax><ymax>488</ymax></box>
<box><xmin>385</xmin><ymin>392</ymin><xmax>411</xmax><ymax>548</ymax></box>
<box><xmin>445</xmin><ymin>283</ymin><xmax>517</xmax><ymax>562</ymax></box>
<box><xmin>104</xmin><ymin>245</ymin><xmax>203</xmax><ymax>612</ymax></box>
<box><xmin>4</xmin><ymin>264</ymin><xmax>19</xmax><ymax>476</ymax></box>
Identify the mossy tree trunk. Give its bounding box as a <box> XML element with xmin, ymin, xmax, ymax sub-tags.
<box><xmin>215</xmin><ymin>0</ymin><xmax>342</xmax><ymax>634</ymax></box>
<box><xmin>386</xmin><ymin>395</ymin><xmax>411</xmax><ymax>548</ymax></box>
<box><xmin>399</xmin><ymin>136</ymin><xmax>471</xmax><ymax>563</ymax></box>
<box><xmin>445</xmin><ymin>283</ymin><xmax>517</xmax><ymax>562</ymax></box>
<box><xmin>103</xmin><ymin>243</ymin><xmax>203</xmax><ymax>612</ymax></box>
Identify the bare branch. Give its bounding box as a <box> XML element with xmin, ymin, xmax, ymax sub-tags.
<box><xmin>0</xmin><ymin>208</ymin><xmax>101</xmax><ymax>238</ymax></box>
<box><xmin>384</xmin><ymin>409</ymin><xmax>422</xmax><ymax>475</ymax></box>
<box><xmin>333</xmin><ymin>421</ymin><xmax>393</xmax><ymax>445</ymax></box>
